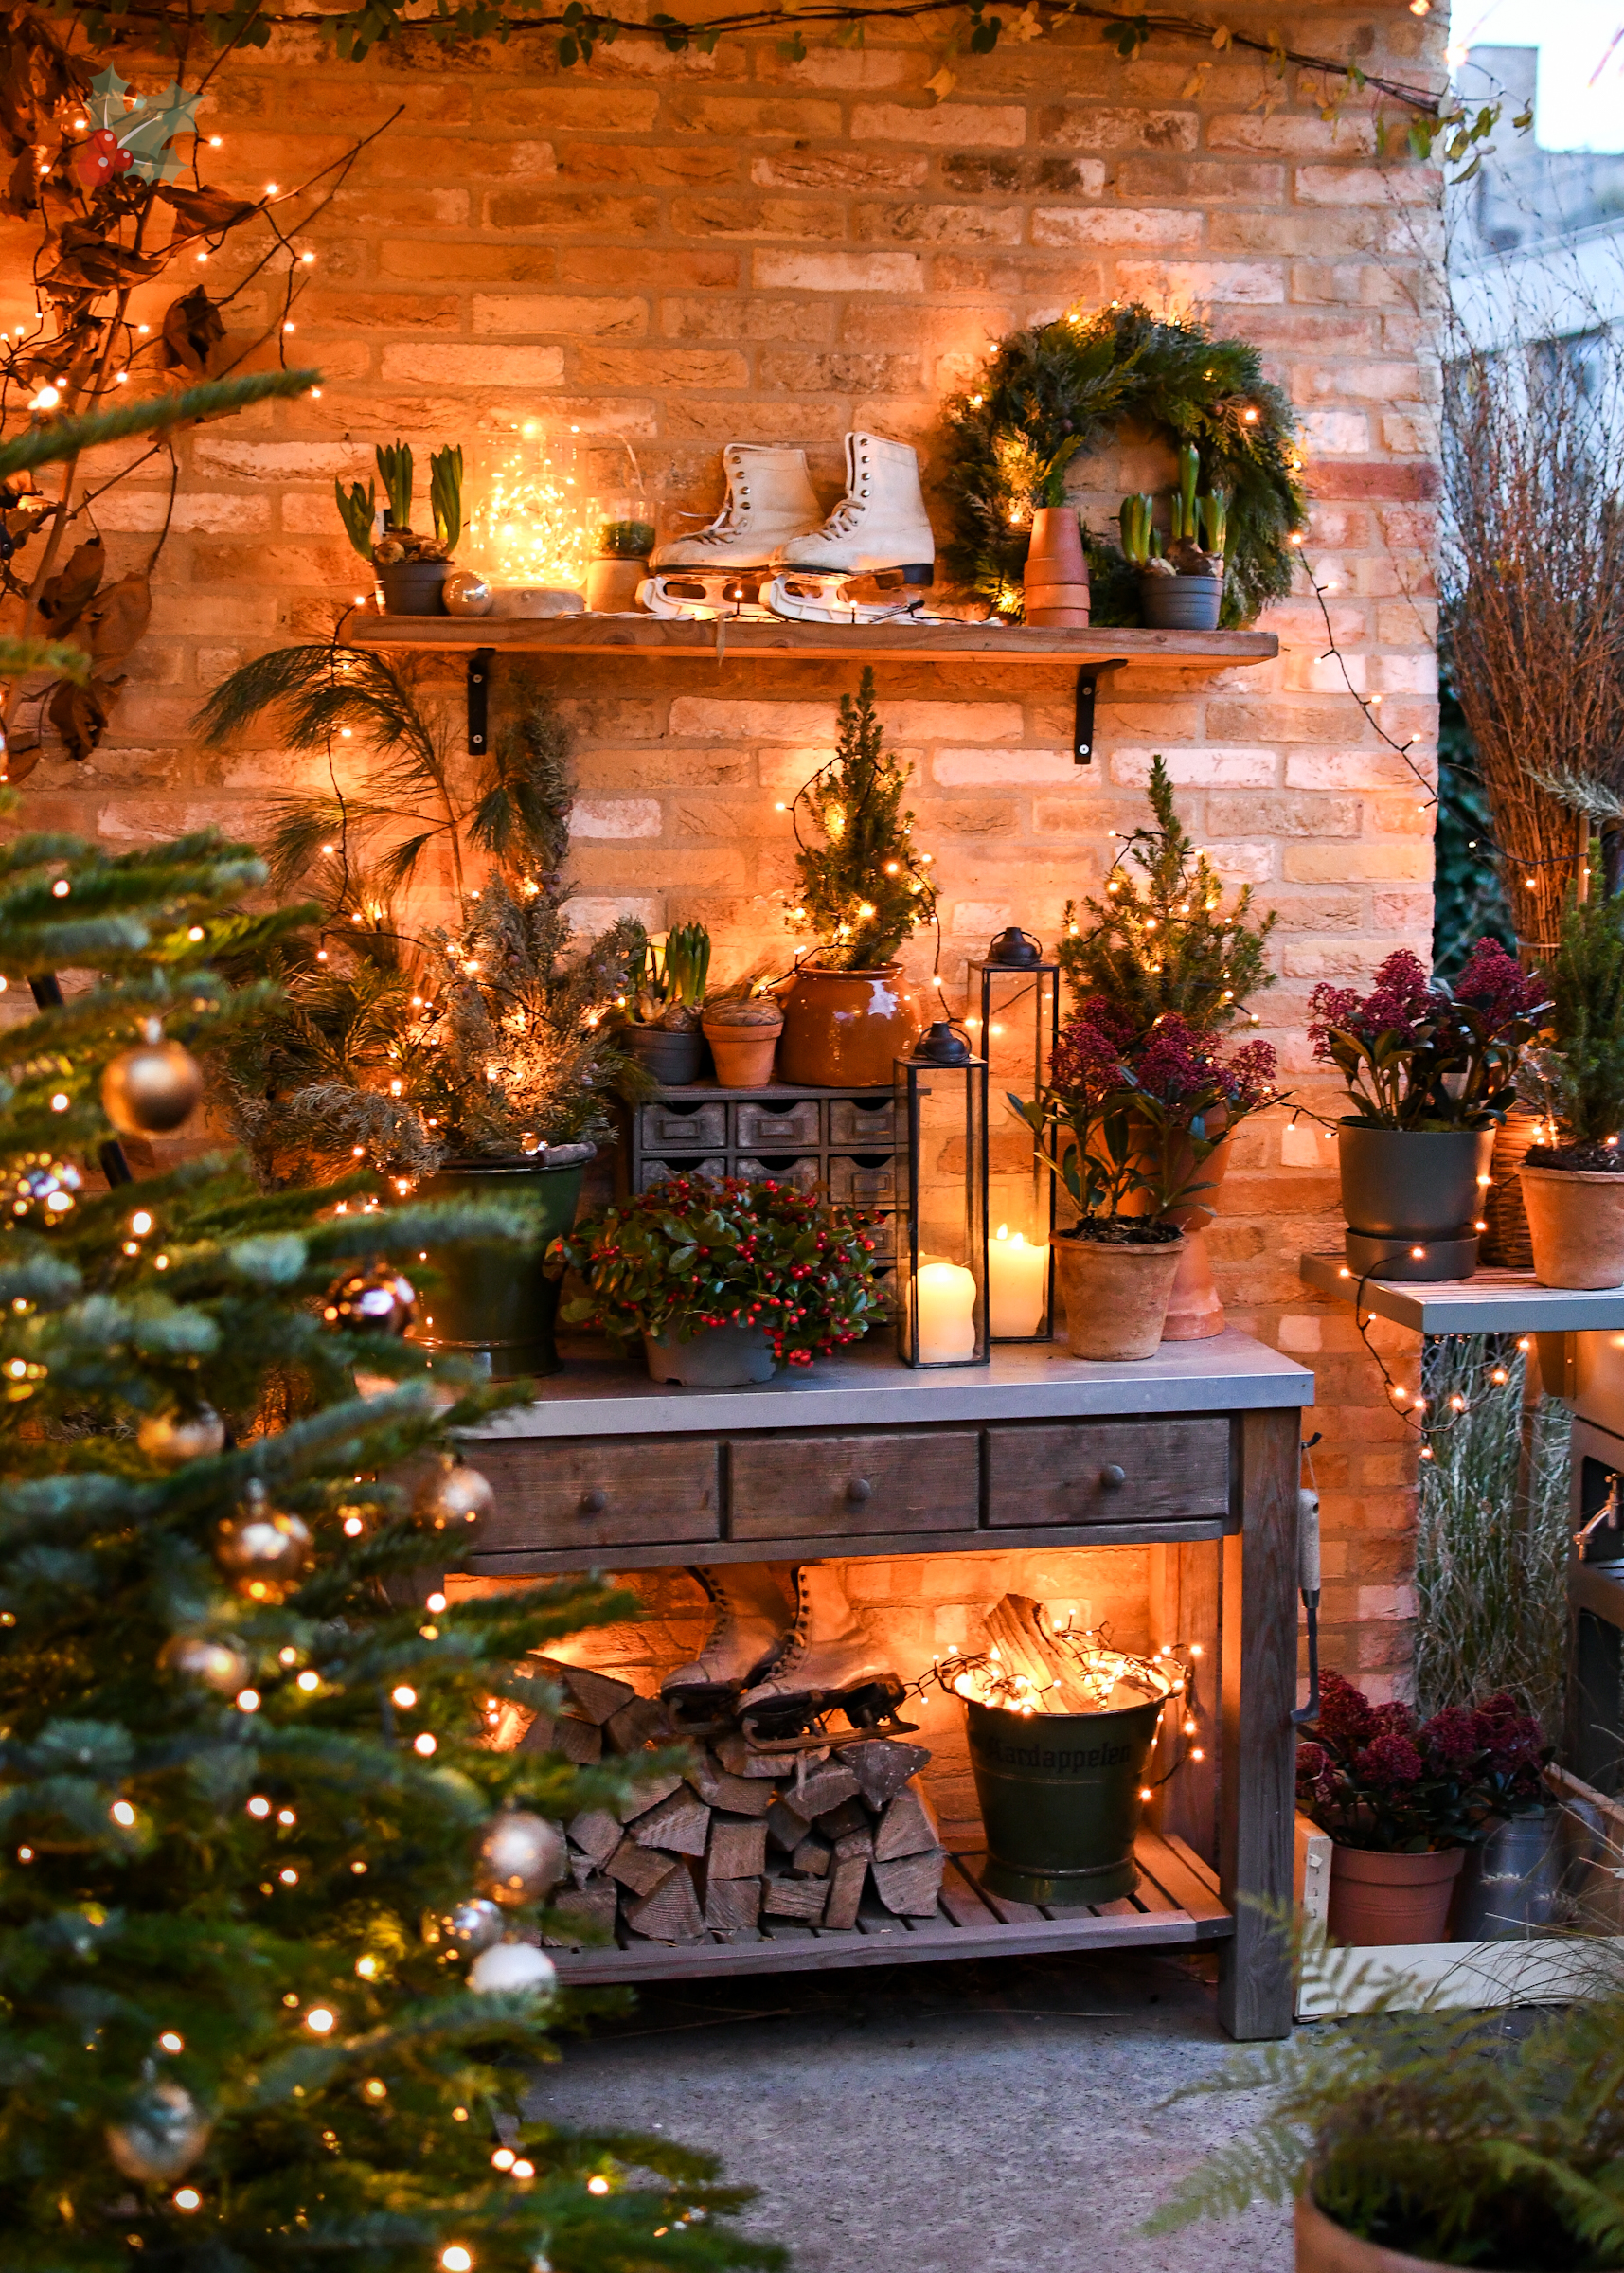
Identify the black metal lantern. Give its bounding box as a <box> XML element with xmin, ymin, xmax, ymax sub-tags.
<box><xmin>893</xmin><ymin>1022</ymin><xmax>989</xmax><ymax>1369</ymax></box>
<box><xmin>967</xmin><ymin>929</ymin><xmax>1059</xmax><ymax>1342</ymax></box>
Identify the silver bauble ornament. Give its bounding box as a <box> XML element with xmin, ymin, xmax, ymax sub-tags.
<box><xmin>443</xmin><ymin>568</ymin><xmax>494</xmax><ymax>617</ymax></box>
<box><xmin>138</xmin><ymin>1404</ymin><xmax>225</xmax><ymax>1467</ymax></box>
<box><xmin>413</xmin><ymin>1456</ymin><xmax>495</xmax><ymax>1540</ymax></box>
<box><xmin>214</xmin><ymin>1481</ymin><xmax>312</xmax><ymax>1604</ymax></box>
<box><xmin>437</xmin><ymin>1896</ymin><xmax>506</xmax><ymax>1955</ymax></box>
<box><xmin>101</xmin><ymin>1020</ymin><xmax>203</xmax><ymax>1136</ymax></box>
<box><xmin>323</xmin><ymin>1261</ymin><xmax>417</xmax><ymax>1335</ymax></box>
<box><xmin>158</xmin><ymin>1633</ymin><xmax>250</xmax><ymax>1694</ymax></box>
<box><xmin>470</xmin><ymin>1940</ymin><xmax>557</xmax><ymax>1996</ymax></box>
<box><xmin>476</xmin><ymin>1810</ymin><xmax>567</xmax><ymax>1906</ymax></box>
<box><xmin>105</xmin><ymin>2079</ymin><xmax>211</xmax><ymax>2183</ymax></box>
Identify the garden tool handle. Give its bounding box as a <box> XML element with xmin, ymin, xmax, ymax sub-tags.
<box><xmin>1293</xmin><ymin>1482</ymin><xmax>1322</xmax><ymax>1727</ymax></box>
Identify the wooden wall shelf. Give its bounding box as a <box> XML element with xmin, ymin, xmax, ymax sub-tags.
<box><xmin>1300</xmin><ymin>1253</ymin><xmax>1624</xmax><ymax>1333</ymax></box>
<box><xmin>347</xmin><ymin>613</ymin><xmax>1278</xmax><ymax>669</ymax></box>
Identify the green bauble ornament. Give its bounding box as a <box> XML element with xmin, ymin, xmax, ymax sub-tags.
<box><xmin>476</xmin><ymin>1810</ymin><xmax>566</xmax><ymax>1906</ymax></box>
<box><xmin>101</xmin><ymin>1019</ymin><xmax>203</xmax><ymax>1136</ymax></box>
<box><xmin>105</xmin><ymin>2078</ymin><xmax>210</xmax><ymax>2183</ymax></box>
<box><xmin>158</xmin><ymin>1633</ymin><xmax>249</xmax><ymax>1694</ymax></box>
<box><xmin>138</xmin><ymin>1404</ymin><xmax>225</xmax><ymax>1467</ymax></box>
<box><xmin>215</xmin><ymin>1481</ymin><xmax>312</xmax><ymax>1604</ymax></box>
<box><xmin>322</xmin><ymin>1262</ymin><xmax>416</xmax><ymax>1334</ymax></box>
<box><xmin>413</xmin><ymin>1455</ymin><xmax>494</xmax><ymax>1540</ymax></box>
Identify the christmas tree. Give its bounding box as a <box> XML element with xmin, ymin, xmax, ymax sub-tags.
<box><xmin>0</xmin><ymin>805</ymin><xmax>777</xmax><ymax>2271</ymax></box>
<box><xmin>787</xmin><ymin>666</ymin><xmax>935</xmax><ymax>970</ymax></box>
<box><xmin>1057</xmin><ymin>754</ymin><xmax>1276</xmax><ymax>1036</ymax></box>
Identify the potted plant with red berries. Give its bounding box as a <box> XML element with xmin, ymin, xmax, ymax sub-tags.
<box><xmin>547</xmin><ymin>1173</ymin><xmax>885</xmax><ymax>1387</ymax></box>
<box><xmin>1308</xmin><ymin>940</ymin><xmax>1548</xmax><ymax>1282</ymax></box>
<box><xmin>1012</xmin><ymin>1001</ymin><xmax>1278</xmax><ymax>1361</ymax></box>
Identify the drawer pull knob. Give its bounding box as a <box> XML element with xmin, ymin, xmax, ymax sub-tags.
<box><xmin>845</xmin><ymin>1477</ymin><xmax>873</xmax><ymax>1504</ymax></box>
<box><xmin>579</xmin><ymin>1487</ymin><xmax>608</xmax><ymax>1515</ymax></box>
<box><xmin>1098</xmin><ymin>1463</ymin><xmax>1127</xmax><ymax>1490</ymax></box>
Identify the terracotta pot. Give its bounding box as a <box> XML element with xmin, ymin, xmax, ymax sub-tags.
<box><xmin>776</xmin><ymin>962</ymin><xmax>918</xmax><ymax>1088</ymax></box>
<box><xmin>1022</xmin><ymin>506</ymin><xmax>1090</xmax><ymax>628</ymax></box>
<box><xmin>1052</xmin><ymin>1230</ymin><xmax>1185</xmax><ymax>1361</ymax></box>
<box><xmin>1295</xmin><ymin>2192</ymin><xmax>1473</xmax><ymax>2273</ymax></box>
<box><xmin>702</xmin><ymin>1012</ymin><xmax>781</xmax><ymax>1089</ymax></box>
<box><xmin>1141</xmin><ymin>572</ymin><xmax>1222</xmax><ymax>630</ymax></box>
<box><xmin>584</xmin><ymin>555</ymin><xmax>648</xmax><ymax>613</ymax></box>
<box><xmin>1519</xmin><ymin>1163</ymin><xmax>1624</xmax><ymax>1289</ymax></box>
<box><xmin>1326</xmin><ymin>1844</ymin><xmax>1464</xmax><ymax>1946</ymax></box>
<box><xmin>644</xmin><ymin>1323</ymin><xmax>776</xmax><ymax>1387</ymax></box>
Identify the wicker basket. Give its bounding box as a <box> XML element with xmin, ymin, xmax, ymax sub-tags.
<box><xmin>1482</xmin><ymin>1106</ymin><xmax>1544</xmax><ymax>1268</ymax></box>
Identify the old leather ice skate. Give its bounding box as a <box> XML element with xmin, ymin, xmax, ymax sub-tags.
<box><xmin>659</xmin><ymin>1563</ymin><xmax>793</xmax><ymax>1724</ymax></box>
<box><xmin>738</xmin><ymin>1561</ymin><xmax>912</xmax><ymax>1743</ymax></box>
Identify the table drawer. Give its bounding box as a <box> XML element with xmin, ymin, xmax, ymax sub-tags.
<box><xmin>730</xmin><ymin>1429</ymin><xmax>978</xmax><ymax>1539</ymax></box>
<box><xmin>986</xmin><ymin>1419</ymin><xmax>1228</xmax><ymax>1527</ymax></box>
<box><xmin>470</xmin><ymin>1436</ymin><xmax>722</xmax><ymax>1551</ymax></box>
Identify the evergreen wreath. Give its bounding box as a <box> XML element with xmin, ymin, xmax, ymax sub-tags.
<box><xmin>941</xmin><ymin>302</ymin><xmax>1307</xmax><ymax>628</ymax></box>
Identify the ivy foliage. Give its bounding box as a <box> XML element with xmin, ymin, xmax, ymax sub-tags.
<box><xmin>940</xmin><ymin>303</ymin><xmax>1306</xmax><ymax>626</ymax></box>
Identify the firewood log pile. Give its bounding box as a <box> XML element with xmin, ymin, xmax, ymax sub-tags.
<box><xmin>492</xmin><ymin>1656</ymin><xmax>946</xmax><ymax>1946</ymax></box>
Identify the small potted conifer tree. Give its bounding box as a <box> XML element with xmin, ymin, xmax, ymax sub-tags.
<box><xmin>776</xmin><ymin>666</ymin><xmax>937</xmax><ymax>1087</ymax></box>
<box><xmin>1520</xmin><ymin>887</ymin><xmax>1624</xmax><ymax>1287</ymax></box>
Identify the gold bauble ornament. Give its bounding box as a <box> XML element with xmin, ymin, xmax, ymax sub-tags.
<box><xmin>158</xmin><ymin>1633</ymin><xmax>250</xmax><ymax>1693</ymax></box>
<box><xmin>214</xmin><ymin>1481</ymin><xmax>312</xmax><ymax>1603</ymax></box>
<box><xmin>138</xmin><ymin>1404</ymin><xmax>225</xmax><ymax>1467</ymax></box>
<box><xmin>101</xmin><ymin>1018</ymin><xmax>203</xmax><ymax>1136</ymax></box>
<box><xmin>322</xmin><ymin>1262</ymin><xmax>417</xmax><ymax>1336</ymax></box>
<box><xmin>475</xmin><ymin>1810</ymin><xmax>566</xmax><ymax>1906</ymax></box>
<box><xmin>413</xmin><ymin>1456</ymin><xmax>495</xmax><ymax>1540</ymax></box>
<box><xmin>105</xmin><ymin>2079</ymin><xmax>211</xmax><ymax>2183</ymax></box>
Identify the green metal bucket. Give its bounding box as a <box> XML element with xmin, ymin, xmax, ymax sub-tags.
<box><xmin>412</xmin><ymin>1157</ymin><xmax>587</xmax><ymax>1379</ymax></box>
<box><xmin>966</xmin><ymin>1691</ymin><xmax>1167</xmax><ymax>1905</ymax></box>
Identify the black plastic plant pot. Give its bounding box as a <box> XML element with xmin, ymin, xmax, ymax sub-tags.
<box><xmin>380</xmin><ymin>560</ymin><xmax>452</xmax><ymax>616</ymax></box>
<box><xmin>1139</xmin><ymin>573</ymin><xmax>1222</xmax><ymax>631</ymax></box>
<box><xmin>412</xmin><ymin>1156</ymin><xmax>588</xmax><ymax>1377</ymax></box>
<box><xmin>965</xmin><ymin>1691</ymin><xmax>1166</xmax><ymax>1905</ymax></box>
<box><xmin>626</xmin><ymin>1023</ymin><xmax>707</xmax><ymax>1085</ymax></box>
<box><xmin>1337</xmin><ymin>1122</ymin><xmax>1494</xmax><ymax>1281</ymax></box>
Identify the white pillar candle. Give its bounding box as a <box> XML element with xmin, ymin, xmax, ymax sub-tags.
<box><xmin>988</xmin><ymin>1224</ymin><xmax>1049</xmax><ymax>1338</ymax></box>
<box><xmin>914</xmin><ymin>1260</ymin><xmax>978</xmax><ymax>1363</ymax></box>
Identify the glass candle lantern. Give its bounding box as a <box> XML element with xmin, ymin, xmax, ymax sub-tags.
<box><xmin>894</xmin><ymin>1021</ymin><xmax>989</xmax><ymax>1369</ymax></box>
<box><xmin>967</xmin><ymin>927</ymin><xmax>1059</xmax><ymax>1342</ymax></box>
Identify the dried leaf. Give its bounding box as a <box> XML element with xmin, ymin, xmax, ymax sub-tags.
<box><xmin>48</xmin><ymin>670</ymin><xmax>118</xmax><ymax>761</ymax></box>
<box><xmin>0</xmin><ymin>146</ymin><xmax>36</xmax><ymax>219</ymax></box>
<box><xmin>161</xmin><ymin>286</ymin><xmax>225</xmax><ymax>378</ymax></box>
<box><xmin>47</xmin><ymin>224</ymin><xmax>163</xmax><ymax>292</ymax></box>
<box><xmin>81</xmin><ymin>573</ymin><xmax>150</xmax><ymax>668</ymax></box>
<box><xmin>925</xmin><ymin>63</ymin><xmax>956</xmax><ymax>100</ymax></box>
<box><xmin>39</xmin><ymin>537</ymin><xmax>105</xmax><ymax>636</ymax></box>
<box><xmin>156</xmin><ymin>183</ymin><xmax>259</xmax><ymax>238</ymax></box>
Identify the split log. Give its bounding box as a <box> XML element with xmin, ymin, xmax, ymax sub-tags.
<box><xmin>628</xmin><ymin>1784</ymin><xmax>710</xmax><ymax>1857</ymax></box>
<box><xmin>793</xmin><ymin>1761</ymin><xmax>862</xmax><ymax>1817</ymax></box>
<box><xmin>822</xmin><ymin>1852</ymin><xmax>869</xmax><ymax>1930</ymax></box>
<box><xmin>689</xmin><ymin>1754</ymin><xmax>774</xmax><ymax>1817</ymax></box>
<box><xmin>761</xmin><ymin>1874</ymin><xmax>828</xmax><ymax>1924</ymax></box>
<box><xmin>604</xmin><ymin>1695</ymin><xmax>669</xmax><ymax>1754</ymax></box>
<box><xmin>717</xmin><ymin>1731</ymin><xmax>821</xmax><ymax>1778</ymax></box>
<box><xmin>520</xmin><ymin>1710</ymin><xmax>601</xmax><ymax>1766</ymax></box>
<box><xmin>814</xmin><ymin>1797</ymin><xmax>871</xmax><ymax>1839</ymax></box>
<box><xmin>705</xmin><ymin>1813</ymin><xmax>768</xmax><ymax>1881</ymax></box>
<box><xmin>606</xmin><ymin>1836</ymin><xmax>677</xmax><ymax>1897</ymax></box>
<box><xmin>791</xmin><ymin>1834</ymin><xmax>832</xmax><ymax>1879</ymax></box>
<box><xmin>566</xmin><ymin>1844</ymin><xmax>596</xmax><ymax>1890</ymax></box>
<box><xmin>983</xmin><ymin>1595</ymin><xmax>1094</xmax><ymax>1713</ymax></box>
<box><xmin>703</xmin><ymin>1874</ymin><xmax>762</xmax><ymax>1935</ymax></box>
<box><xmin>616</xmin><ymin>1768</ymin><xmax>684</xmax><ymax>1822</ymax></box>
<box><xmin>625</xmin><ymin>1863</ymin><xmax>705</xmax><ymax>1944</ymax></box>
<box><xmin>544</xmin><ymin>1878</ymin><xmax>617</xmax><ymax>1946</ymax></box>
<box><xmin>566</xmin><ymin>1808</ymin><xmax>623</xmax><ymax>1869</ymax></box>
<box><xmin>873</xmin><ymin>1781</ymin><xmax>941</xmax><ymax>1863</ymax></box>
<box><xmin>872</xmin><ymin>1847</ymin><xmax>946</xmax><ymax>1917</ymax></box>
<box><xmin>766</xmin><ymin>1797</ymin><xmax>811</xmax><ymax>1852</ymax></box>
<box><xmin>831</xmin><ymin>1825</ymin><xmax>874</xmax><ymax>1864</ymax></box>
<box><xmin>533</xmin><ymin>1656</ymin><xmax>637</xmax><ymax>1727</ymax></box>
<box><xmin>846</xmin><ymin>1739</ymin><xmax>932</xmax><ymax>1811</ymax></box>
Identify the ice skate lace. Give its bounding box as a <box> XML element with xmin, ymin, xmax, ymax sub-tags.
<box><xmin>820</xmin><ymin>457</ymin><xmax>870</xmax><ymax>538</ymax></box>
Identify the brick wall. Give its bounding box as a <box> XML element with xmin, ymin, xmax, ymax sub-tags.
<box><xmin>6</xmin><ymin>1</ymin><xmax>1445</xmax><ymax>1700</ymax></box>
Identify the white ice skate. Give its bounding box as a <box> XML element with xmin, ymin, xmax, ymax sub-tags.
<box><xmin>639</xmin><ymin>444</ymin><xmax>824</xmax><ymax>619</ymax></box>
<box><xmin>738</xmin><ymin>1562</ymin><xmax>910</xmax><ymax>1739</ymax></box>
<box><xmin>762</xmin><ymin>430</ymin><xmax>937</xmax><ymax>625</ymax></box>
<box><xmin>660</xmin><ymin>1564</ymin><xmax>793</xmax><ymax>1718</ymax></box>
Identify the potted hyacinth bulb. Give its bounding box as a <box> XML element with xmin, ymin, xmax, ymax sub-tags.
<box><xmin>1011</xmin><ymin>1001</ymin><xmax>1278</xmax><ymax>1361</ymax></box>
<box><xmin>1519</xmin><ymin>887</ymin><xmax>1624</xmax><ymax>1288</ymax></box>
<box><xmin>1308</xmin><ymin>940</ymin><xmax>1548</xmax><ymax>1282</ymax></box>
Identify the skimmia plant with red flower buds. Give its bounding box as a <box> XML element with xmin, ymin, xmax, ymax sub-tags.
<box><xmin>1295</xmin><ymin>1669</ymin><xmax>1551</xmax><ymax>1852</ymax></box>
<box><xmin>1013</xmin><ymin>1000</ymin><xmax>1279</xmax><ymax>1221</ymax></box>
<box><xmin>1307</xmin><ymin>939</ymin><xmax>1548</xmax><ymax>1132</ymax></box>
<box><xmin>547</xmin><ymin>1174</ymin><xmax>885</xmax><ymax>1366</ymax></box>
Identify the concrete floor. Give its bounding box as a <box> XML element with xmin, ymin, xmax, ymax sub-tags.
<box><xmin>531</xmin><ymin>1948</ymin><xmax>1292</xmax><ymax>2273</ymax></box>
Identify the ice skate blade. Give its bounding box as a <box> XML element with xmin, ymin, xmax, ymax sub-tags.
<box><xmin>741</xmin><ymin>1676</ymin><xmax>915</xmax><ymax>1747</ymax></box>
<box><xmin>763</xmin><ymin>574</ymin><xmax>936</xmax><ymax>628</ymax></box>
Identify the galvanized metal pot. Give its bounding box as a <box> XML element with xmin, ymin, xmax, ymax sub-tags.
<box><xmin>413</xmin><ymin>1155</ymin><xmax>588</xmax><ymax>1378</ymax></box>
<box><xmin>965</xmin><ymin>1691</ymin><xmax>1165</xmax><ymax>1905</ymax></box>
<box><xmin>1452</xmin><ymin>1807</ymin><xmax>1564</xmax><ymax>1940</ymax></box>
